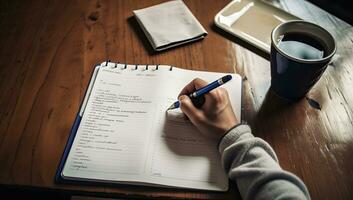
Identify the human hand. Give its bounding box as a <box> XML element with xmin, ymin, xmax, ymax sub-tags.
<box><xmin>178</xmin><ymin>78</ymin><xmax>239</xmax><ymax>141</ymax></box>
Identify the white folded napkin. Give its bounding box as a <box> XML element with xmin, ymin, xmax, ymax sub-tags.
<box><xmin>133</xmin><ymin>0</ymin><xmax>207</xmax><ymax>51</ymax></box>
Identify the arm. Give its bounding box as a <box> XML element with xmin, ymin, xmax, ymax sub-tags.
<box><xmin>219</xmin><ymin>124</ymin><xmax>309</xmax><ymax>200</ymax></box>
<box><xmin>177</xmin><ymin>78</ymin><xmax>310</xmax><ymax>200</ymax></box>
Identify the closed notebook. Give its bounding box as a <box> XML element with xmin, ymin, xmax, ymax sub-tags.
<box><xmin>133</xmin><ymin>0</ymin><xmax>207</xmax><ymax>51</ymax></box>
<box><xmin>56</xmin><ymin>61</ymin><xmax>242</xmax><ymax>191</ymax></box>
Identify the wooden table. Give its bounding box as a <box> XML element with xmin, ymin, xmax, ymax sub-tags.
<box><xmin>0</xmin><ymin>0</ymin><xmax>352</xmax><ymax>199</ymax></box>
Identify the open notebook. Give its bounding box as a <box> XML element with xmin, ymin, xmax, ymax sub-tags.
<box><xmin>56</xmin><ymin>61</ymin><xmax>242</xmax><ymax>191</ymax></box>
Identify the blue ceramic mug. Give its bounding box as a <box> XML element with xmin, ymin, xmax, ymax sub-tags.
<box><xmin>270</xmin><ymin>20</ymin><xmax>336</xmax><ymax>101</ymax></box>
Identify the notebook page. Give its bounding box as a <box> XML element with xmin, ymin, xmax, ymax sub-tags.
<box><xmin>62</xmin><ymin>64</ymin><xmax>241</xmax><ymax>191</ymax></box>
<box><xmin>142</xmin><ymin>67</ymin><xmax>241</xmax><ymax>191</ymax></box>
<box><xmin>62</xmin><ymin>65</ymin><xmax>167</xmax><ymax>181</ymax></box>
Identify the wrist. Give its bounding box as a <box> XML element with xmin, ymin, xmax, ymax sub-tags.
<box><xmin>218</xmin><ymin>124</ymin><xmax>253</xmax><ymax>153</ymax></box>
<box><xmin>218</xmin><ymin>123</ymin><xmax>242</xmax><ymax>143</ymax></box>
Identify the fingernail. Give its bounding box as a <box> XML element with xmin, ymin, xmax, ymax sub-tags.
<box><xmin>178</xmin><ymin>95</ymin><xmax>186</xmax><ymax>101</ymax></box>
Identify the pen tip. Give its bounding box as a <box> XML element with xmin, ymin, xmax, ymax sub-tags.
<box><xmin>166</xmin><ymin>104</ymin><xmax>175</xmax><ymax>111</ymax></box>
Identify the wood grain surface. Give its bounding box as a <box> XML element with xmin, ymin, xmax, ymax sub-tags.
<box><xmin>0</xmin><ymin>0</ymin><xmax>352</xmax><ymax>199</ymax></box>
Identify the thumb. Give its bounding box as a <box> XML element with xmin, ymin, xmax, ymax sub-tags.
<box><xmin>179</xmin><ymin>95</ymin><xmax>201</xmax><ymax>121</ymax></box>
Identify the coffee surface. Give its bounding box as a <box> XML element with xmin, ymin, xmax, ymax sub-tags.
<box><xmin>278</xmin><ymin>33</ymin><xmax>325</xmax><ymax>60</ymax></box>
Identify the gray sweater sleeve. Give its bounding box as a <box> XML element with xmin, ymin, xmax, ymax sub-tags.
<box><xmin>219</xmin><ymin>125</ymin><xmax>310</xmax><ymax>200</ymax></box>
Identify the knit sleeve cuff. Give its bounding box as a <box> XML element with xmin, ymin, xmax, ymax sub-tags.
<box><xmin>218</xmin><ymin>124</ymin><xmax>252</xmax><ymax>153</ymax></box>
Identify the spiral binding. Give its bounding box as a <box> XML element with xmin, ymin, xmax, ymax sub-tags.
<box><xmin>102</xmin><ymin>60</ymin><xmax>173</xmax><ymax>71</ymax></box>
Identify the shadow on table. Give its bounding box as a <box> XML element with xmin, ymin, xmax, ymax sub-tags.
<box><xmin>0</xmin><ymin>186</ymin><xmax>70</xmax><ymax>200</ymax></box>
<box><xmin>211</xmin><ymin>23</ymin><xmax>270</xmax><ymax>61</ymax></box>
<box><xmin>127</xmin><ymin>16</ymin><xmax>156</xmax><ymax>55</ymax></box>
<box><xmin>250</xmin><ymin>88</ymin><xmax>306</xmax><ymax>137</ymax></box>
<box><xmin>257</xmin><ymin>89</ymin><xmax>294</xmax><ymax>116</ymax></box>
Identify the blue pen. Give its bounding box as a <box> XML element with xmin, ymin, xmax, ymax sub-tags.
<box><xmin>167</xmin><ymin>75</ymin><xmax>232</xmax><ymax>110</ymax></box>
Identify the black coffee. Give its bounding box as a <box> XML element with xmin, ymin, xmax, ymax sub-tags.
<box><xmin>278</xmin><ymin>33</ymin><xmax>326</xmax><ymax>60</ymax></box>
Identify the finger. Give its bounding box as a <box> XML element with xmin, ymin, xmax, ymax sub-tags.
<box><xmin>178</xmin><ymin>95</ymin><xmax>202</xmax><ymax>122</ymax></box>
<box><xmin>193</xmin><ymin>78</ymin><xmax>208</xmax><ymax>90</ymax></box>
<box><xmin>178</xmin><ymin>78</ymin><xmax>209</xmax><ymax>97</ymax></box>
<box><xmin>203</xmin><ymin>88</ymin><xmax>229</xmax><ymax>110</ymax></box>
<box><xmin>208</xmin><ymin>87</ymin><xmax>228</xmax><ymax>103</ymax></box>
